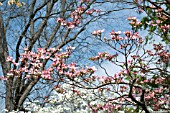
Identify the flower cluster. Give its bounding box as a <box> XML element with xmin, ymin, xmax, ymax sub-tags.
<box><xmin>57</xmin><ymin>17</ymin><xmax>77</xmax><ymax>29</ymax></box>
<box><xmin>127</xmin><ymin>17</ymin><xmax>142</xmax><ymax>28</ymax></box>
<box><xmin>106</xmin><ymin>30</ymin><xmax>144</xmax><ymax>47</ymax></box>
<box><xmin>57</xmin><ymin>1</ymin><xmax>102</xmax><ymax>29</ymax></box>
<box><xmin>86</xmin><ymin>9</ymin><xmax>101</xmax><ymax>15</ymax></box>
<box><xmin>21</xmin><ymin>82</ymin><xmax>126</xmax><ymax>113</ymax></box>
<box><xmin>90</xmin><ymin>52</ymin><xmax>118</xmax><ymax>61</ymax></box>
<box><xmin>146</xmin><ymin>44</ymin><xmax>170</xmax><ymax>63</ymax></box>
<box><xmin>4</xmin><ymin>47</ymin><xmax>97</xmax><ymax>81</ymax></box>
<box><xmin>57</xmin><ymin>6</ymin><xmax>86</xmax><ymax>29</ymax></box>
<box><xmin>57</xmin><ymin>4</ymin><xmax>89</xmax><ymax>29</ymax></box>
<box><xmin>91</xmin><ymin>29</ymin><xmax>105</xmax><ymax>36</ymax></box>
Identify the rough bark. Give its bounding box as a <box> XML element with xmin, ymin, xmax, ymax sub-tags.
<box><xmin>0</xmin><ymin>12</ymin><xmax>13</xmax><ymax>111</ymax></box>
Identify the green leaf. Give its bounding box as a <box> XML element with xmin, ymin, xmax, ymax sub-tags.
<box><xmin>150</xmin><ymin>26</ymin><xmax>156</xmax><ymax>32</ymax></box>
<box><xmin>145</xmin><ymin>36</ymin><xmax>149</xmax><ymax>44</ymax></box>
<box><xmin>125</xmin><ymin>76</ymin><xmax>131</xmax><ymax>81</ymax></box>
<box><xmin>141</xmin><ymin>17</ymin><xmax>150</xmax><ymax>29</ymax></box>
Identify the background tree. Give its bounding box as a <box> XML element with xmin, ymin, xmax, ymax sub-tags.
<box><xmin>88</xmin><ymin>29</ymin><xmax>169</xmax><ymax>113</ymax></box>
<box><xmin>0</xmin><ymin>0</ymin><xmax>137</xmax><ymax>112</ymax></box>
<box><xmin>133</xmin><ymin>0</ymin><xmax>170</xmax><ymax>90</ymax></box>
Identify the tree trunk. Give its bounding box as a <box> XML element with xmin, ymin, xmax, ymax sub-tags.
<box><xmin>0</xmin><ymin>12</ymin><xmax>14</xmax><ymax>112</ymax></box>
<box><xmin>5</xmin><ymin>78</ymin><xmax>16</xmax><ymax>111</ymax></box>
